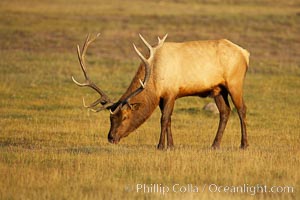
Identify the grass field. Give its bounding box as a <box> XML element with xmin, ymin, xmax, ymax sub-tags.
<box><xmin>0</xmin><ymin>0</ymin><xmax>299</xmax><ymax>199</ymax></box>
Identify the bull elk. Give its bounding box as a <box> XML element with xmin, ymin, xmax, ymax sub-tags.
<box><xmin>72</xmin><ymin>33</ymin><xmax>250</xmax><ymax>150</ymax></box>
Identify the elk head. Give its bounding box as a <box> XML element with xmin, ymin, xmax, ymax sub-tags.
<box><xmin>72</xmin><ymin>33</ymin><xmax>167</xmax><ymax>144</ymax></box>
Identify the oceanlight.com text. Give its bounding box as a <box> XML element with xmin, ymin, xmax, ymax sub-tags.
<box><xmin>135</xmin><ymin>183</ymin><xmax>294</xmax><ymax>196</ymax></box>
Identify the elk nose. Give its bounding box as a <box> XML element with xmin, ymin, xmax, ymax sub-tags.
<box><xmin>108</xmin><ymin>133</ymin><xmax>114</xmax><ymax>143</ymax></box>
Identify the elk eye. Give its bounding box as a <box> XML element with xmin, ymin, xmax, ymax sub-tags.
<box><xmin>122</xmin><ymin>115</ymin><xmax>128</xmax><ymax>121</ymax></box>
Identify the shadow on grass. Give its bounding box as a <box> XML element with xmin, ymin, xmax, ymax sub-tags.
<box><xmin>59</xmin><ymin>144</ymin><xmax>156</xmax><ymax>154</ymax></box>
<box><xmin>0</xmin><ymin>138</ymin><xmax>44</xmax><ymax>149</ymax></box>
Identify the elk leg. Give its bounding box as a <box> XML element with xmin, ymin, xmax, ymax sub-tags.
<box><xmin>166</xmin><ymin>116</ymin><xmax>174</xmax><ymax>149</ymax></box>
<box><xmin>158</xmin><ymin>98</ymin><xmax>175</xmax><ymax>150</ymax></box>
<box><xmin>230</xmin><ymin>89</ymin><xmax>249</xmax><ymax>149</ymax></box>
<box><xmin>212</xmin><ymin>89</ymin><xmax>231</xmax><ymax>149</ymax></box>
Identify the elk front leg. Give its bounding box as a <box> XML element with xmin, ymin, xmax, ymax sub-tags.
<box><xmin>212</xmin><ymin>90</ymin><xmax>231</xmax><ymax>149</ymax></box>
<box><xmin>157</xmin><ymin>97</ymin><xmax>175</xmax><ymax>150</ymax></box>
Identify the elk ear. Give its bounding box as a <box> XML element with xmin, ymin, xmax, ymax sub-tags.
<box><xmin>130</xmin><ymin>103</ymin><xmax>141</xmax><ymax>111</ymax></box>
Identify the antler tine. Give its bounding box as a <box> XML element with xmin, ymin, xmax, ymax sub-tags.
<box><xmin>79</xmin><ymin>34</ymin><xmax>90</xmax><ymax>73</ymax></box>
<box><xmin>81</xmin><ymin>34</ymin><xmax>91</xmax><ymax>59</ymax></box>
<box><xmin>76</xmin><ymin>45</ymin><xmax>88</xmax><ymax>80</ymax></box>
<box><xmin>83</xmin><ymin>97</ymin><xmax>102</xmax><ymax>108</ymax></box>
<box><xmin>78</xmin><ymin>33</ymin><xmax>100</xmax><ymax>77</ymax></box>
<box><xmin>157</xmin><ymin>33</ymin><xmax>168</xmax><ymax>48</ymax></box>
<box><xmin>133</xmin><ymin>43</ymin><xmax>151</xmax><ymax>88</ymax></box>
<box><xmin>158</xmin><ymin>36</ymin><xmax>161</xmax><ymax>43</ymax></box>
<box><xmin>75</xmin><ymin>34</ymin><xmax>93</xmax><ymax>82</ymax></box>
<box><xmin>133</xmin><ymin>43</ymin><xmax>148</xmax><ymax>66</ymax></box>
<box><xmin>83</xmin><ymin>97</ymin><xmax>114</xmax><ymax>109</ymax></box>
<box><xmin>138</xmin><ymin>34</ymin><xmax>153</xmax><ymax>56</ymax></box>
<box><xmin>71</xmin><ymin>76</ymin><xmax>85</xmax><ymax>86</ymax></box>
<box><xmin>81</xmin><ymin>33</ymin><xmax>100</xmax><ymax>65</ymax></box>
<box><xmin>161</xmin><ymin>34</ymin><xmax>168</xmax><ymax>43</ymax></box>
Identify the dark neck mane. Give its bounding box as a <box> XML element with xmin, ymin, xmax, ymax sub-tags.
<box><xmin>120</xmin><ymin>64</ymin><xmax>159</xmax><ymax>130</ymax></box>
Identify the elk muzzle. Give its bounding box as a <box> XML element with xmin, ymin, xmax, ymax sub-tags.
<box><xmin>107</xmin><ymin>129</ymin><xmax>121</xmax><ymax>144</ymax></box>
<box><xmin>107</xmin><ymin>132</ymin><xmax>118</xmax><ymax>144</ymax></box>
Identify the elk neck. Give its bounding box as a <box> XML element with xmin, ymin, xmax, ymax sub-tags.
<box><xmin>119</xmin><ymin>64</ymin><xmax>160</xmax><ymax>130</ymax></box>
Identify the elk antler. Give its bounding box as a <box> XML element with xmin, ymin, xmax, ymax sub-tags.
<box><xmin>110</xmin><ymin>34</ymin><xmax>168</xmax><ymax>114</ymax></box>
<box><xmin>72</xmin><ymin>33</ymin><xmax>114</xmax><ymax>112</ymax></box>
<box><xmin>157</xmin><ymin>34</ymin><xmax>168</xmax><ymax>48</ymax></box>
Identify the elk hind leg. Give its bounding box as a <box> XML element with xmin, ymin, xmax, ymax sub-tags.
<box><xmin>229</xmin><ymin>87</ymin><xmax>249</xmax><ymax>149</ymax></box>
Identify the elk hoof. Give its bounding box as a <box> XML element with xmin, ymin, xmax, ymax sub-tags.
<box><xmin>157</xmin><ymin>144</ymin><xmax>165</xmax><ymax>150</ymax></box>
<box><xmin>211</xmin><ymin>143</ymin><xmax>220</xmax><ymax>150</ymax></box>
<box><xmin>167</xmin><ymin>144</ymin><xmax>174</xmax><ymax>150</ymax></box>
<box><xmin>240</xmin><ymin>143</ymin><xmax>249</xmax><ymax>150</ymax></box>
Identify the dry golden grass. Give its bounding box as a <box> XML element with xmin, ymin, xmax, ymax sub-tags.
<box><xmin>0</xmin><ymin>0</ymin><xmax>299</xmax><ymax>199</ymax></box>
